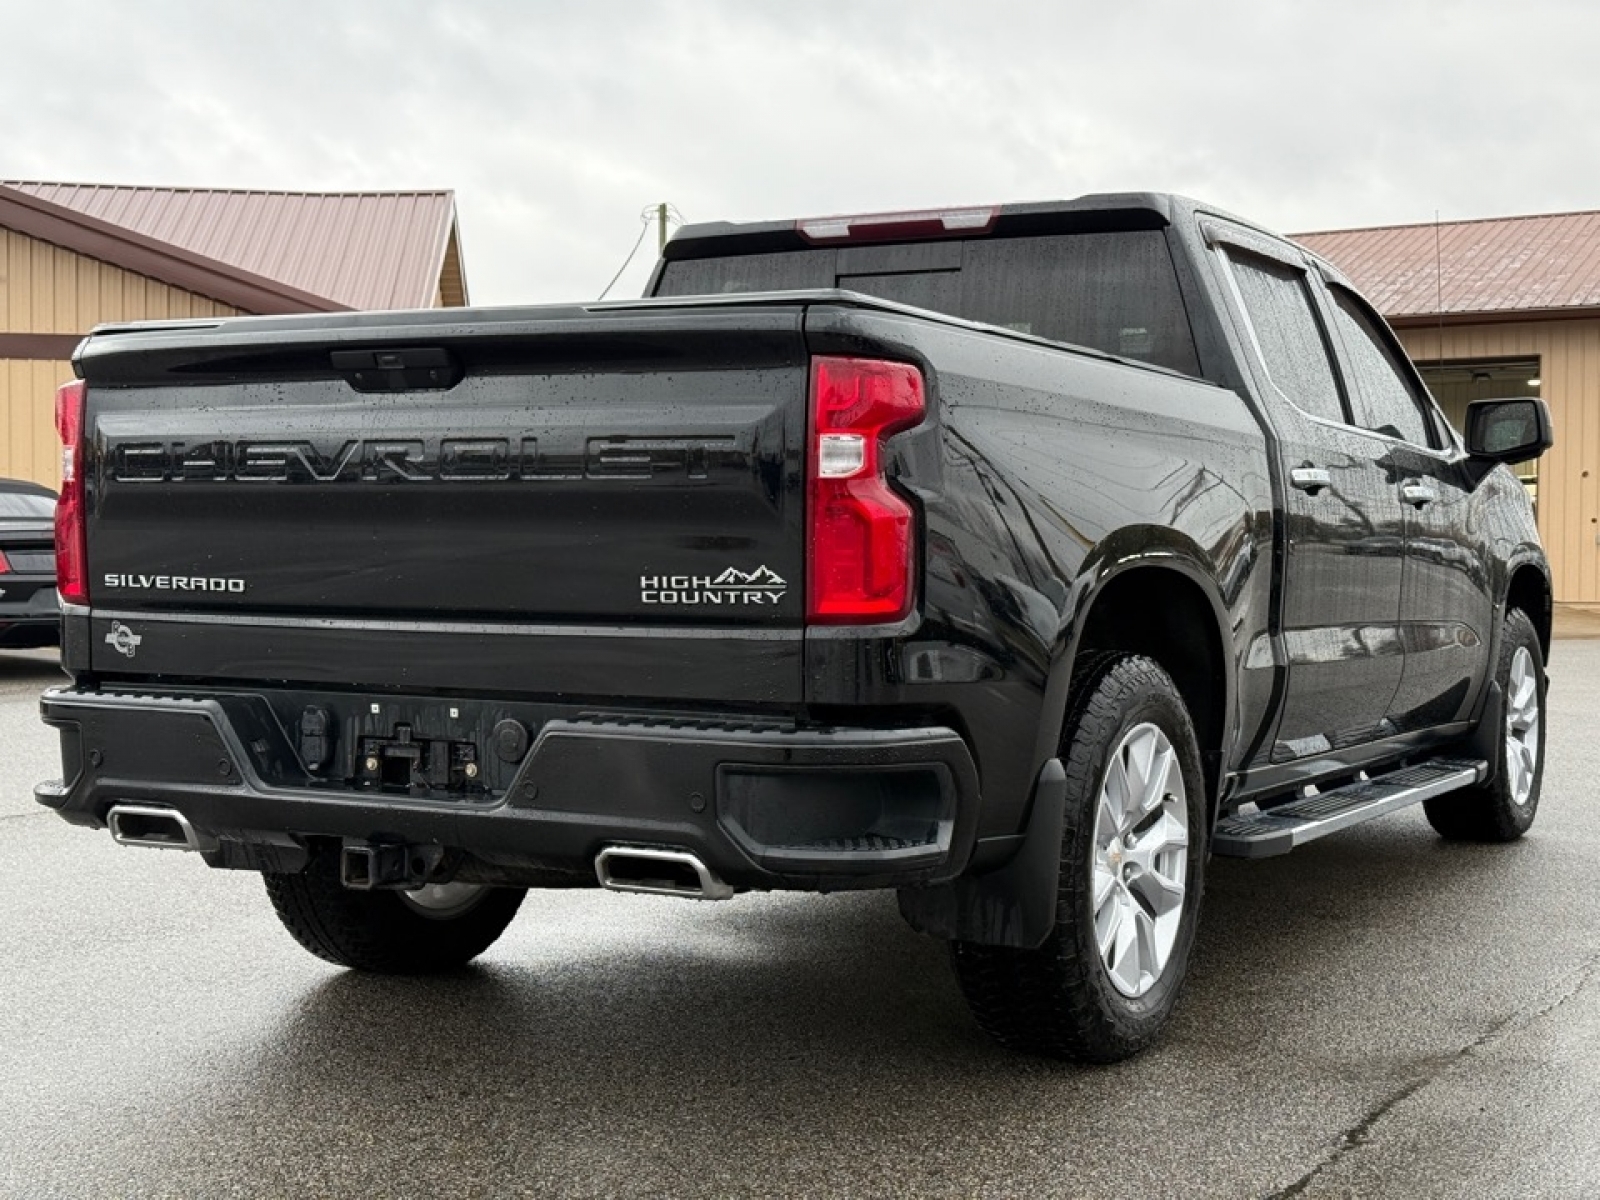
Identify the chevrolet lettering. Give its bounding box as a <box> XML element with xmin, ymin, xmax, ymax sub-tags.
<box><xmin>109</xmin><ymin>436</ymin><xmax>738</xmax><ymax>483</ymax></box>
<box><xmin>38</xmin><ymin>193</ymin><xmax>1554</xmax><ymax>1065</ymax></box>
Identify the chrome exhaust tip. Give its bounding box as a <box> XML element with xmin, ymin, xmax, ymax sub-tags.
<box><xmin>595</xmin><ymin>846</ymin><xmax>733</xmax><ymax>901</ymax></box>
<box><xmin>106</xmin><ymin>804</ymin><xmax>210</xmax><ymax>852</ymax></box>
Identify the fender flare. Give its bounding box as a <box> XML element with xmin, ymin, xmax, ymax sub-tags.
<box><xmin>1033</xmin><ymin>531</ymin><xmax>1241</xmax><ymax>807</ymax></box>
<box><xmin>1500</xmin><ymin>548</ymin><xmax>1553</xmax><ymax>650</ymax></box>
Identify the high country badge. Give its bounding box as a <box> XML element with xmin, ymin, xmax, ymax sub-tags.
<box><xmin>640</xmin><ymin>566</ymin><xmax>787</xmax><ymax>606</ymax></box>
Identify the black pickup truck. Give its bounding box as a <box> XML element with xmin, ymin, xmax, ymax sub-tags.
<box><xmin>36</xmin><ymin>194</ymin><xmax>1553</xmax><ymax>1061</ymax></box>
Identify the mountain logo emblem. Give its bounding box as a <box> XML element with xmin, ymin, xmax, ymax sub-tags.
<box><xmin>711</xmin><ymin>566</ymin><xmax>786</xmax><ymax>588</ymax></box>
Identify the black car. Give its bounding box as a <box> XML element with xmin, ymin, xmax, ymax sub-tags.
<box><xmin>0</xmin><ymin>478</ymin><xmax>59</xmax><ymax>648</ymax></box>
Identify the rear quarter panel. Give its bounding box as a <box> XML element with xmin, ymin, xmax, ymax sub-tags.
<box><xmin>804</xmin><ymin>307</ymin><xmax>1275</xmax><ymax>837</ymax></box>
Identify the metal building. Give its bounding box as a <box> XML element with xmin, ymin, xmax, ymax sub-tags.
<box><xmin>1298</xmin><ymin>211</ymin><xmax>1600</xmax><ymax>602</ymax></box>
<box><xmin>0</xmin><ymin>183</ymin><xmax>467</xmax><ymax>489</ymax></box>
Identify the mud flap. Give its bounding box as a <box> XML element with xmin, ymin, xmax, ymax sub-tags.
<box><xmin>896</xmin><ymin>759</ymin><xmax>1066</xmax><ymax>950</ymax></box>
<box><xmin>1470</xmin><ymin>680</ymin><xmax>1504</xmax><ymax>786</ymax></box>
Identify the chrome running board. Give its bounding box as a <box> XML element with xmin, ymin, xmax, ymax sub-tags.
<box><xmin>1213</xmin><ymin>758</ymin><xmax>1487</xmax><ymax>859</ymax></box>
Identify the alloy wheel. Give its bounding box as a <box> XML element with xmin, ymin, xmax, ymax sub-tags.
<box><xmin>1092</xmin><ymin>722</ymin><xmax>1189</xmax><ymax>999</ymax></box>
<box><xmin>1505</xmin><ymin>646</ymin><xmax>1541</xmax><ymax>807</ymax></box>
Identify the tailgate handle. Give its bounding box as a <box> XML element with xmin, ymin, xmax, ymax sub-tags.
<box><xmin>330</xmin><ymin>346</ymin><xmax>461</xmax><ymax>392</ymax></box>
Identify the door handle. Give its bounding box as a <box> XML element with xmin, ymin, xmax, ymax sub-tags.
<box><xmin>1400</xmin><ymin>483</ymin><xmax>1438</xmax><ymax>508</ymax></box>
<box><xmin>1290</xmin><ymin>467</ymin><xmax>1332</xmax><ymax>495</ymax></box>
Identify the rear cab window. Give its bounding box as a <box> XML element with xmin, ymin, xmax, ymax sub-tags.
<box><xmin>655</xmin><ymin>227</ymin><xmax>1202</xmax><ymax>377</ymax></box>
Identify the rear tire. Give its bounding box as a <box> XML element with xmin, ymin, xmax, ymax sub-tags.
<box><xmin>263</xmin><ymin>846</ymin><xmax>526</xmax><ymax>973</ymax></box>
<box><xmin>1424</xmin><ymin>607</ymin><xmax>1545</xmax><ymax>842</ymax></box>
<box><xmin>950</xmin><ymin>654</ymin><xmax>1207</xmax><ymax>1062</ymax></box>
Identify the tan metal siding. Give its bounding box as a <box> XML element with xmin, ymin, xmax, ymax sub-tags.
<box><xmin>1</xmin><ymin>229</ymin><xmax>239</xmax><ymax>488</ymax></box>
<box><xmin>3</xmin><ymin>228</ymin><xmax>239</xmax><ymax>331</ymax></box>
<box><xmin>437</xmin><ymin>226</ymin><xmax>468</xmax><ymax>307</ymax></box>
<box><xmin>2</xmin><ymin>357</ymin><xmax>70</xmax><ymax>486</ymax></box>
<box><xmin>1400</xmin><ymin>319</ymin><xmax>1600</xmax><ymax>602</ymax></box>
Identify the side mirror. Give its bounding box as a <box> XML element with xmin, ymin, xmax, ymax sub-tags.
<box><xmin>1465</xmin><ymin>397</ymin><xmax>1553</xmax><ymax>462</ymax></box>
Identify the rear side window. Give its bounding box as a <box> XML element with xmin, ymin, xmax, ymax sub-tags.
<box><xmin>1227</xmin><ymin>254</ymin><xmax>1347</xmax><ymax>426</ymax></box>
<box><xmin>656</xmin><ymin>230</ymin><xmax>1202</xmax><ymax>376</ymax></box>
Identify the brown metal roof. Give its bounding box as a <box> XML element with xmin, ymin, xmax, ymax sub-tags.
<box><xmin>1</xmin><ymin>182</ymin><xmax>465</xmax><ymax>311</ymax></box>
<box><xmin>0</xmin><ymin>185</ymin><xmax>351</xmax><ymax>315</ymax></box>
<box><xmin>1295</xmin><ymin>210</ymin><xmax>1600</xmax><ymax>323</ymax></box>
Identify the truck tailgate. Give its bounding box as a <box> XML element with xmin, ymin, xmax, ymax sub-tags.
<box><xmin>76</xmin><ymin>305</ymin><xmax>808</xmax><ymax>704</ymax></box>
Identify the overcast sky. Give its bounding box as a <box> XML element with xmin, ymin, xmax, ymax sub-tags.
<box><xmin>6</xmin><ymin>0</ymin><xmax>1600</xmax><ymax>306</ymax></box>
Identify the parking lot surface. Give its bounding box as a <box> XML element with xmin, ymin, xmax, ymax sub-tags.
<box><xmin>2</xmin><ymin>642</ymin><xmax>1598</xmax><ymax>1198</ymax></box>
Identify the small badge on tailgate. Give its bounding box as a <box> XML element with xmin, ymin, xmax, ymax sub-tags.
<box><xmin>640</xmin><ymin>566</ymin><xmax>787</xmax><ymax>607</ymax></box>
<box><xmin>105</xmin><ymin>622</ymin><xmax>143</xmax><ymax>658</ymax></box>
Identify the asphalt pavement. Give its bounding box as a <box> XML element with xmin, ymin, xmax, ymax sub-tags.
<box><xmin>2</xmin><ymin>641</ymin><xmax>1597</xmax><ymax>1199</ymax></box>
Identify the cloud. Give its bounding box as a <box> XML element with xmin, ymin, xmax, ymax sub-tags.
<box><xmin>6</xmin><ymin>0</ymin><xmax>1600</xmax><ymax>305</ymax></box>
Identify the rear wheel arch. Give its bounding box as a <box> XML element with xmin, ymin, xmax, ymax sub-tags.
<box><xmin>1050</xmin><ymin>558</ymin><xmax>1234</xmax><ymax>817</ymax></box>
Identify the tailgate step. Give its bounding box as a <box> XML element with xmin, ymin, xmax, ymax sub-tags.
<box><xmin>1214</xmin><ymin>757</ymin><xmax>1487</xmax><ymax>858</ymax></box>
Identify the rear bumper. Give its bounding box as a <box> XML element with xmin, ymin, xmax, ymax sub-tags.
<box><xmin>36</xmin><ymin>686</ymin><xmax>983</xmax><ymax>892</ymax></box>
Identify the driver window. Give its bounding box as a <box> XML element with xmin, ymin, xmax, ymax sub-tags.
<box><xmin>1327</xmin><ymin>287</ymin><xmax>1439</xmax><ymax>448</ymax></box>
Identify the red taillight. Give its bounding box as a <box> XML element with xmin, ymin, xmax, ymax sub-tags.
<box><xmin>807</xmin><ymin>357</ymin><xmax>925</xmax><ymax>624</ymax></box>
<box><xmin>0</xmin><ymin>549</ymin><xmax>10</xmax><ymax>574</ymax></box>
<box><xmin>54</xmin><ymin>379</ymin><xmax>88</xmax><ymax>605</ymax></box>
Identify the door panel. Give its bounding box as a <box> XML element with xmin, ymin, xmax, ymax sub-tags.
<box><xmin>1321</xmin><ymin>284</ymin><xmax>1495</xmax><ymax>731</ymax></box>
<box><xmin>1219</xmin><ymin>246</ymin><xmax>1405</xmax><ymax>761</ymax></box>
<box><xmin>1275</xmin><ymin>429</ymin><xmax>1407</xmax><ymax>754</ymax></box>
<box><xmin>1391</xmin><ymin>450</ymin><xmax>1492</xmax><ymax>728</ymax></box>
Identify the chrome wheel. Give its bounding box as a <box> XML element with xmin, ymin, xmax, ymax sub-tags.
<box><xmin>1093</xmin><ymin>722</ymin><xmax>1189</xmax><ymax>999</ymax></box>
<box><xmin>400</xmin><ymin>881</ymin><xmax>489</xmax><ymax>919</ymax></box>
<box><xmin>1505</xmin><ymin>646</ymin><xmax>1541</xmax><ymax>807</ymax></box>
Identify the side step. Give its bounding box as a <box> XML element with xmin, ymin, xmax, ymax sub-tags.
<box><xmin>1213</xmin><ymin>757</ymin><xmax>1487</xmax><ymax>859</ymax></box>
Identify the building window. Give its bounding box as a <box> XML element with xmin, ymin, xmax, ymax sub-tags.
<box><xmin>1416</xmin><ymin>357</ymin><xmax>1543</xmax><ymax>504</ymax></box>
